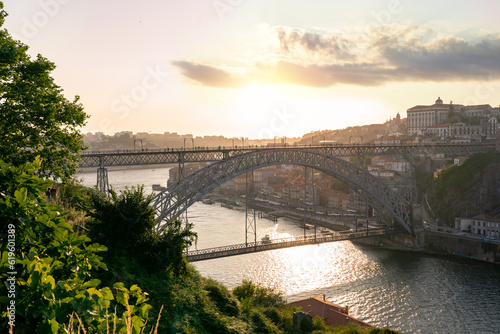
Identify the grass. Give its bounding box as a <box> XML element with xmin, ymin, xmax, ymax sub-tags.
<box><xmin>63</xmin><ymin>305</ymin><xmax>164</xmax><ymax>334</ymax></box>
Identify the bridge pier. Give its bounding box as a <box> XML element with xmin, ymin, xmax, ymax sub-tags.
<box><xmin>411</xmin><ymin>203</ymin><xmax>424</xmax><ymax>244</ymax></box>
<box><xmin>97</xmin><ymin>166</ymin><xmax>109</xmax><ymax>195</ymax></box>
<box><xmin>245</xmin><ymin>170</ymin><xmax>257</xmax><ymax>246</ymax></box>
<box><xmin>96</xmin><ymin>156</ymin><xmax>109</xmax><ymax>195</ymax></box>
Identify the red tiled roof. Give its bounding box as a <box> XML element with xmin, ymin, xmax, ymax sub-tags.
<box><xmin>472</xmin><ymin>214</ymin><xmax>500</xmax><ymax>222</ymax></box>
<box><xmin>287</xmin><ymin>296</ymin><xmax>374</xmax><ymax>328</ymax></box>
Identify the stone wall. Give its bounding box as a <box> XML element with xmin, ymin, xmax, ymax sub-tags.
<box><xmin>424</xmin><ymin>231</ymin><xmax>500</xmax><ymax>263</ymax></box>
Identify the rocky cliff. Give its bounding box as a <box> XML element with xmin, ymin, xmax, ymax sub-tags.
<box><xmin>425</xmin><ymin>152</ymin><xmax>500</xmax><ymax>226</ymax></box>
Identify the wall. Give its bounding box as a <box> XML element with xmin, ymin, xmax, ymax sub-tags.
<box><xmin>424</xmin><ymin>231</ymin><xmax>500</xmax><ymax>263</ymax></box>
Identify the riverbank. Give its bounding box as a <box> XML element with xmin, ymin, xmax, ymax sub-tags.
<box><xmin>201</xmin><ymin>192</ymin><xmax>500</xmax><ymax>265</ymax></box>
<box><xmin>202</xmin><ymin>193</ymin><xmax>358</xmax><ymax>232</ymax></box>
<box><xmin>353</xmin><ymin>229</ymin><xmax>500</xmax><ymax>265</ymax></box>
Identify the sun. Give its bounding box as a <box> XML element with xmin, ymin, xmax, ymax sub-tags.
<box><xmin>236</xmin><ymin>85</ymin><xmax>281</xmax><ymax>114</ymax></box>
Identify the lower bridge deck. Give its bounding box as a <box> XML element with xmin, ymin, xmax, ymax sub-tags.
<box><xmin>187</xmin><ymin>229</ymin><xmax>404</xmax><ymax>262</ymax></box>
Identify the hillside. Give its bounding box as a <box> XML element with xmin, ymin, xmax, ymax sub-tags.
<box><xmin>425</xmin><ymin>151</ymin><xmax>500</xmax><ymax>226</ymax></box>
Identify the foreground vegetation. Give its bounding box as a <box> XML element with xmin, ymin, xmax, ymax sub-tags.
<box><xmin>0</xmin><ymin>159</ymin><xmax>402</xmax><ymax>333</ymax></box>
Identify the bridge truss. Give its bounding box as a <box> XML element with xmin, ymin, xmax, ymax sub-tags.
<box><xmin>79</xmin><ymin>143</ymin><xmax>495</xmax><ymax>167</ymax></box>
<box><xmin>152</xmin><ymin>149</ymin><xmax>414</xmax><ymax>234</ymax></box>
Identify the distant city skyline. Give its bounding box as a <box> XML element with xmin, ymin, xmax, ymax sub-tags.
<box><xmin>3</xmin><ymin>0</ymin><xmax>500</xmax><ymax>138</ymax></box>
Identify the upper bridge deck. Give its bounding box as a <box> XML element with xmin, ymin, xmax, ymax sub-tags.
<box><xmin>79</xmin><ymin>143</ymin><xmax>495</xmax><ymax>168</ymax></box>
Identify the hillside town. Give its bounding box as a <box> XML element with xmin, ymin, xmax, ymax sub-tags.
<box><xmin>83</xmin><ymin>97</ymin><xmax>500</xmax><ymax>240</ymax></box>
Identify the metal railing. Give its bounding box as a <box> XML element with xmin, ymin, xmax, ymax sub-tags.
<box><xmin>186</xmin><ymin>228</ymin><xmax>402</xmax><ymax>261</ymax></box>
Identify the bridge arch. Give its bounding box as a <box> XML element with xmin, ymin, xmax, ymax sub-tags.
<box><xmin>151</xmin><ymin>149</ymin><xmax>413</xmax><ymax>234</ymax></box>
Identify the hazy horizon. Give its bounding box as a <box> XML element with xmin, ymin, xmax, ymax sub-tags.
<box><xmin>3</xmin><ymin>0</ymin><xmax>500</xmax><ymax>138</ymax></box>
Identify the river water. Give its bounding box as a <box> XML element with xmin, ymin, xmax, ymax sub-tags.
<box><xmin>78</xmin><ymin>166</ymin><xmax>500</xmax><ymax>334</ymax></box>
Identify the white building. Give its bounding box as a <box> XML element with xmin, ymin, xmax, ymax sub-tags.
<box><xmin>407</xmin><ymin>97</ymin><xmax>456</xmax><ymax>135</ymax></box>
<box><xmin>463</xmin><ymin>104</ymin><xmax>492</xmax><ymax>118</ymax></box>
<box><xmin>407</xmin><ymin>97</ymin><xmax>495</xmax><ymax>137</ymax></box>
<box><xmin>487</xmin><ymin>117</ymin><xmax>498</xmax><ymax>139</ymax></box>
<box><xmin>457</xmin><ymin>214</ymin><xmax>500</xmax><ymax>238</ymax></box>
<box><xmin>371</xmin><ymin>157</ymin><xmax>409</xmax><ymax>172</ymax></box>
<box><xmin>426</xmin><ymin>122</ymin><xmax>481</xmax><ymax>140</ymax></box>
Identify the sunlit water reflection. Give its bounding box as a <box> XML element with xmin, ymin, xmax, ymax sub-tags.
<box><xmin>78</xmin><ymin>167</ymin><xmax>500</xmax><ymax>333</ymax></box>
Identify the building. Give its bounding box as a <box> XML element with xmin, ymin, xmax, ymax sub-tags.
<box><xmin>456</xmin><ymin>215</ymin><xmax>500</xmax><ymax>238</ymax></box>
<box><xmin>407</xmin><ymin>97</ymin><xmax>455</xmax><ymax>135</ymax></box>
<box><xmin>287</xmin><ymin>296</ymin><xmax>373</xmax><ymax>328</ymax></box>
<box><xmin>371</xmin><ymin>157</ymin><xmax>409</xmax><ymax>173</ymax></box>
<box><xmin>463</xmin><ymin>104</ymin><xmax>492</xmax><ymax>118</ymax></box>
<box><xmin>374</xmin><ymin>135</ymin><xmax>401</xmax><ymax>145</ymax></box>
<box><xmin>426</xmin><ymin>122</ymin><xmax>481</xmax><ymax>141</ymax></box>
<box><xmin>407</xmin><ymin>97</ymin><xmax>496</xmax><ymax>137</ymax></box>
<box><xmin>471</xmin><ymin>214</ymin><xmax>500</xmax><ymax>238</ymax></box>
<box><xmin>453</xmin><ymin>156</ymin><xmax>469</xmax><ymax>164</ymax></box>
<box><xmin>486</xmin><ymin>117</ymin><xmax>498</xmax><ymax>139</ymax></box>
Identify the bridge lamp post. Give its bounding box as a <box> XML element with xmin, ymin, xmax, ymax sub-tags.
<box><xmin>184</xmin><ymin>138</ymin><xmax>194</xmax><ymax>150</ymax></box>
<box><xmin>134</xmin><ymin>139</ymin><xmax>143</xmax><ymax>151</ymax></box>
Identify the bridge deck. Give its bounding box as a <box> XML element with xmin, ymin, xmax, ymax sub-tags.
<box><xmin>79</xmin><ymin>143</ymin><xmax>495</xmax><ymax>168</ymax></box>
<box><xmin>186</xmin><ymin>229</ymin><xmax>404</xmax><ymax>262</ymax></box>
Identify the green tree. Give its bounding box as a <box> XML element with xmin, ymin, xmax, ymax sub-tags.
<box><xmin>232</xmin><ymin>280</ymin><xmax>286</xmax><ymax>309</ymax></box>
<box><xmin>0</xmin><ymin>3</ymin><xmax>88</xmax><ymax>182</ymax></box>
<box><xmin>0</xmin><ymin>159</ymin><xmax>152</xmax><ymax>333</ymax></box>
<box><xmin>81</xmin><ymin>186</ymin><xmax>197</xmax><ymax>276</ymax></box>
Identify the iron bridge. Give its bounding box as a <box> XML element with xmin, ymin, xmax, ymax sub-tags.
<box><xmin>79</xmin><ymin>143</ymin><xmax>495</xmax><ymax>167</ymax></box>
<box><xmin>152</xmin><ymin>149</ymin><xmax>414</xmax><ymax>234</ymax></box>
<box><xmin>187</xmin><ymin>228</ymin><xmax>403</xmax><ymax>262</ymax></box>
<box><xmin>81</xmin><ymin>143</ymin><xmax>495</xmax><ymax>259</ymax></box>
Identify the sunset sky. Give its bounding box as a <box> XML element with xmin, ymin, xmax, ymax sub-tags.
<box><xmin>3</xmin><ymin>0</ymin><xmax>500</xmax><ymax>138</ymax></box>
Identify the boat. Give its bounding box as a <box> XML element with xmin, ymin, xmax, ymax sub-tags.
<box><xmin>298</xmin><ymin>222</ymin><xmax>314</xmax><ymax>229</ymax></box>
<box><xmin>261</xmin><ymin>234</ymin><xmax>272</xmax><ymax>244</ymax></box>
<box><xmin>201</xmin><ymin>198</ymin><xmax>214</xmax><ymax>205</ymax></box>
<box><xmin>320</xmin><ymin>228</ymin><xmax>334</xmax><ymax>236</ymax></box>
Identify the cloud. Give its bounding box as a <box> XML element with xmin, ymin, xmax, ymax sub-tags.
<box><xmin>271</xmin><ymin>61</ymin><xmax>389</xmax><ymax>87</ymax></box>
<box><xmin>374</xmin><ymin>34</ymin><xmax>500</xmax><ymax>80</ymax></box>
<box><xmin>172</xmin><ymin>25</ymin><xmax>500</xmax><ymax>89</ymax></box>
<box><xmin>171</xmin><ymin>61</ymin><xmax>244</xmax><ymax>88</ymax></box>
<box><xmin>275</xmin><ymin>27</ymin><xmax>354</xmax><ymax>60</ymax></box>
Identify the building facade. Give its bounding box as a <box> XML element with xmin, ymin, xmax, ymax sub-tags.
<box><xmin>407</xmin><ymin>97</ymin><xmax>454</xmax><ymax>135</ymax></box>
<box><xmin>407</xmin><ymin>97</ymin><xmax>497</xmax><ymax>138</ymax></box>
<box><xmin>455</xmin><ymin>215</ymin><xmax>500</xmax><ymax>238</ymax></box>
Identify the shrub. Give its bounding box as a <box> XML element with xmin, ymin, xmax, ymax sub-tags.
<box><xmin>232</xmin><ymin>280</ymin><xmax>286</xmax><ymax>309</ymax></box>
<box><xmin>204</xmin><ymin>278</ymin><xmax>239</xmax><ymax>317</ymax></box>
<box><xmin>81</xmin><ymin>186</ymin><xmax>197</xmax><ymax>275</ymax></box>
<box><xmin>0</xmin><ymin>159</ymin><xmax>152</xmax><ymax>332</ymax></box>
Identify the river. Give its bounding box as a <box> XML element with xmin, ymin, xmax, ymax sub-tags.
<box><xmin>78</xmin><ymin>166</ymin><xmax>500</xmax><ymax>334</ymax></box>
